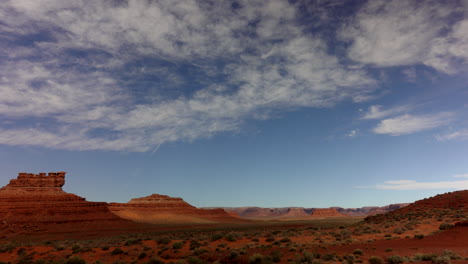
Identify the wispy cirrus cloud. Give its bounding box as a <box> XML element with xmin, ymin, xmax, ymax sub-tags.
<box><xmin>436</xmin><ymin>129</ymin><xmax>468</xmax><ymax>141</ymax></box>
<box><xmin>372</xmin><ymin>112</ymin><xmax>454</xmax><ymax>136</ymax></box>
<box><xmin>374</xmin><ymin>179</ymin><xmax>468</xmax><ymax>190</ymax></box>
<box><xmin>361</xmin><ymin>105</ymin><xmax>411</xmax><ymax>120</ymax></box>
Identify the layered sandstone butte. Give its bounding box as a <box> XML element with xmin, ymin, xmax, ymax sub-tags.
<box><xmin>0</xmin><ymin>172</ymin><xmax>125</xmax><ymax>224</ymax></box>
<box><xmin>109</xmin><ymin>194</ymin><xmax>240</xmax><ymax>224</ymax></box>
<box><xmin>309</xmin><ymin>208</ymin><xmax>344</xmax><ymax>218</ymax></box>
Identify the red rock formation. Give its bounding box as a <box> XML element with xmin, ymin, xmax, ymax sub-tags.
<box><xmin>309</xmin><ymin>208</ymin><xmax>344</xmax><ymax>218</ymax></box>
<box><xmin>109</xmin><ymin>194</ymin><xmax>241</xmax><ymax>224</ymax></box>
<box><xmin>0</xmin><ymin>172</ymin><xmax>125</xmax><ymax>224</ymax></box>
<box><xmin>282</xmin><ymin>207</ymin><xmax>309</xmax><ymax>218</ymax></box>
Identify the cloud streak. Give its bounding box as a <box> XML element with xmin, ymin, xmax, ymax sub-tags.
<box><xmin>373</xmin><ymin>112</ymin><xmax>454</xmax><ymax>136</ymax></box>
<box><xmin>375</xmin><ymin>179</ymin><xmax>468</xmax><ymax>190</ymax></box>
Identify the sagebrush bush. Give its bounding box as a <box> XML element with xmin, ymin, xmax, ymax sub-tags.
<box><xmin>368</xmin><ymin>256</ymin><xmax>383</xmax><ymax>264</ymax></box>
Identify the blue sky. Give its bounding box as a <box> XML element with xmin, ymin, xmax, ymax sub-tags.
<box><xmin>1</xmin><ymin>0</ymin><xmax>468</xmax><ymax>208</ymax></box>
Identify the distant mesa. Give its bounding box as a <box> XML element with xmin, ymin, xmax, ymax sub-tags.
<box><xmin>109</xmin><ymin>194</ymin><xmax>240</xmax><ymax>224</ymax></box>
<box><xmin>309</xmin><ymin>208</ymin><xmax>344</xmax><ymax>218</ymax></box>
<box><xmin>0</xmin><ymin>172</ymin><xmax>126</xmax><ymax>225</ymax></box>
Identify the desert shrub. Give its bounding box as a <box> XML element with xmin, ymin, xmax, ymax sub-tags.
<box><xmin>386</xmin><ymin>255</ymin><xmax>404</xmax><ymax>264</ymax></box>
<box><xmin>147</xmin><ymin>258</ymin><xmax>165</xmax><ymax>264</ymax></box>
<box><xmin>35</xmin><ymin>260</ymin><xmax>46</xmax><ymax>264</ymax></box>
<box><xmin>345</xmin><ymin>255</ymin><xmax>355</xmax><ymax>264</ymax></box>
<box><xmin>111</xmin><ymin>248</ymin><xmax>124</xmax><ymax>255</ymax></box>
<box><xmin>125</xmin><ymin>238</ymin><xmax>142</xmax><ymax>246</ymax></box>
<box><xmin>138</xmin><ymin>252</ymin><xmax>147</xmax><ymax>260</ymax></box>
<box><xmin>414</xmin><ymin>253</ymin><xmax>437</xmax><ymax>261</ymax></box>
<box><xmin>172</xmin><ymin>241</ymin><xmax>184</xmax><ymax>250</ymax></box>
<box><xmin>432</xmin><ymin>256</ymin><xmax>451</xmax><ymax>264</ymax></box>
<box><xmin>194</xmin><ymin>248</ymin><xmax>209</xmax><ymax>256</ymax></box>
<box><xmin>71</xmin><ymin>243</ymin><xmax>81</xmax><ymax>252</ymax></box>
<box><xmin>157</xmin><ymin>237</ymin><xmax>172</xmax><ymax>245</ymax></box>
<box><xmin>368</xmin><ymin>256</ymin><xmax>384</xmax><ymax>264</ymax></box>
<box><xmin>353</xmin><ymin>249</ymin><xmax>364</xmax><ymax>256</ymax></box>
<box><xmin>225</xmin><ymin>232</ymin><xmax>239</xmax><ymax>242</ymax></box>
<box><xmin>439</xmin><ymin>223</ymin><xmax>454</xmax><ymax>230</ymax></box>
<box><xmin>186</xmin><ymin>256</ymin><xmax>205</xmax><ymax>264</ymax></box>
<box><xmin>266</xmin><ymin>237</ymin><xmax>275</xmax><ymax>242</ymax></box>
<box><xmin>65</xmin><ymin>257</ymin><xmax>86</xmax><ymax>264</ymax></box>
<box><xmin>279</xmin><ymin>238</ymin><xmax>291</xmax><ymax>243</ymax></box>
<box><xmin>211</xmin><ymin>233</ymin><xmax>223</xmax><ymax>241</ymax></box>
<box><xmin>392</xmin><ymin>227</ymin><xmax>406</xmax><ymax>234</ymax></box>
<box><xmin>251</xmin><ymin>238</ymin><xmax>259</xmax><ymax>242</ymax></box>
<box><xmin>413</xmin><ymin>234</ymin><xmax>424</xmax><ymax>239</ymax></box>
<box><xmin>441</xmin><ymin>250</ymin><xmax>462</xmax><ymax>260</ymax></box>
<box><xmin>189</xmin><ymin>240</ymin><xmax>202</xmax><ymax>250</ymax></box>
<box><xmin>271</xmin><ymin>251</ymin><xmax>282</xmax><ymax>263</ymax></box>
<box><xmin>385</xmin><ymin>248</ymin><xmax>392</xmax><ymax>252</ymax></box>
<box><xmin>101</xmin><ymin>245</ymin><xmax>110</xmax><ymax>251</ymax></box>
<box><xmin>248</xmin><ymin>253</ymin><xmax>272</xmax><ymax>264</ymax></box>
<box><xmin>322</xmin><ymin>253</ymin><xmax>336</xmax><ymax>261</ymax></box>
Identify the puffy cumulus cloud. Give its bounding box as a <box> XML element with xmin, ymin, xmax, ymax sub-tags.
<box><xmin>373</xmin><ymin>112</ymin><xmax>454</xmax><ymax>136</ymax></box>
<box><xmin>341</xmin><ymin>0</ymin><xmax>468</xmax><ymax>73</ymax></box>
<box><xmin>0</xmin><ymin>0</ymin><xmax>376</xmax><ymax>151</ymax></box>
<box><xmin>374</xmin><ymin>179</ymin><xmax>468</xmax><ymax>190</ymax></box>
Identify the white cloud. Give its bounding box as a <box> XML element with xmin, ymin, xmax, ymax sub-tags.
<box><xmin>373</xmin><ymin>112</ymin><xmax>454</xmax><ymax>136</ymax></box>
<box><xmin>361</xmin><ymin>105</ymin><xmax>410</xmax><ymax>120</ymax></box>
<box><xmin>436</xmin><ymin>129</ymin><xmax>468</xmax><ymax>141</ymax></box>
<box><xmin>0</xmin><ymin>0</ymin><xmax>377</xmax><ymax>151</ymax></box>
<box><xmin>346</xmin><ymin>129</ymin><xmax>360</xmax><ymax>138</ymax></box>
<box><xmin>453</xmin><ymin>174</ymin><xmax>468</xmax><ymax>178</ymax></box>
<box><xmin>341</xmin><ymin>0</ymin><xmax>468</xmax><ymax>73</ymax></box>
<box><xmin>375</xmin><ymin>179</ymin><xmax>468</xmax><ymax>190</ymax></box>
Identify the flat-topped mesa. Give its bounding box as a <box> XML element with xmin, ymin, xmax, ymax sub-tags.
<box><xmin>0</xmin><ymin>172</ymin><xmax>125</xmax><ymax>224</ymax></box>
<box><xmin>310</xmin><ymin>208</ymin><xmax>344</xmax><ymax>218</ymax></box>
<box><xmin>109</xmin><ymin>194</ymin><xmax>240</xmax><ymax>224</ymax></box>
<box><xmin>127</xmin><ymin>194</ymin><xmax>195</xmax><ymax>208</ymax></box>
<box><xmin>1</xmin><ymin>172</ymin><xmax>66</xmax><ymax>193</ymax></box>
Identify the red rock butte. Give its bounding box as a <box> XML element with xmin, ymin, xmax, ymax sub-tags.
<box><xmin>0</xmin><ymin>172</ymin><xmax>124</xmax><ymax>224</ymax></box>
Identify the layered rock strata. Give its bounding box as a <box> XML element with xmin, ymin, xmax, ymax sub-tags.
<box><xmin>109</xmin><ymin>194</ymin><xmax>239</xmax><ymax>223</ymax></box>
<box><xmin>0</xmin><ymin>172</ymin><xmax>124</xmax><ymax>224</ymax></box>
<box><xmin>309</xmin><ymin>208</ymin><xmax>344</xmax><ymax>218</ymax></box>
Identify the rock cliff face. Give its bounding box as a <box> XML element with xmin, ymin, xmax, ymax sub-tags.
<box><xmin>109</xmin><ymin>194</ymin><xmax>240</xmax><ymax>224</ymax></box>
<box><xmin>0</xmin><ymin>172</ymin><xmax>124</xmax><ymax>224</ymax></box>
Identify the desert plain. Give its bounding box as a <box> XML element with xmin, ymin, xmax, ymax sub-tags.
<box><xmin>0</xmin><ymin>172</ymin><xmax>466</xmax><ymax>264</ymax></box>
